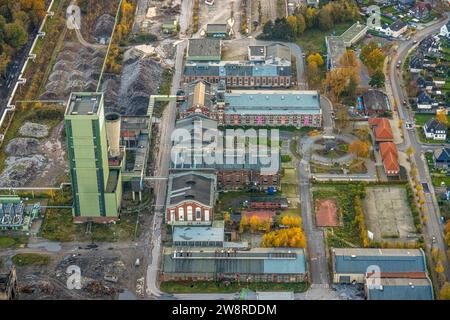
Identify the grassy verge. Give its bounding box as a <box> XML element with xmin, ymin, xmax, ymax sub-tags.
<box><xmin>12</xmin><ymin>253</ymin><xmax>51</xmax><ymax>266</ymax></box>
<box><xmin>160</xmin><ymin>281</ymin><xmax>309</xmax><ymax>294</ymax></box>
<box><xmin>415</xmin><ymin>114</ymin><xmax>450</xmax><ymax>126</ymax></box>
<box><xmin>40</xmin><ymin>207</ymin><xmax>140</xmax><ymax>242</ymax></box>
<box><xmin>0</xmin><ymin>235</ymin><xmax>28</xmax><ymax>248</ymax></box>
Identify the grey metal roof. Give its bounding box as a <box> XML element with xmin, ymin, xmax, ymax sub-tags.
<box><xmin>249</xmin><ymin>45</ymin><xmax>266</xmax><ymax>57</ymax></box>
<box><xmin>206</xmin><ymin>24</ymin><xmax>228</xmax><ymax>33</ymax></box>
<box><xmin>367</xmin><ymin>278</ymin><xmax>433</xmax><ymax>300</ymax></box>
<box><xmin>188</xmin><ymin>39</ymin><xmax>221</xmax><ymax>58</ymax></box>
<box><xmin>162</xmin><ymin>247</ymin><xmax>306</xmax><ymax>275</ymax></box>
<box><xmin>266</xmin><ymin>43</ymin><xmax>291</xmax><ymax>62</ymax></box>
<box><xmin>332</xmin><ymin>248</ymin><xmax>427</xmax><ymax>274</ymax></box>
<box><xmin>167</xmin><ymin>171</ymin><xmax>216</xmax><ymax>207</ymax></box>
<box><xmin>173</xmin><ymin>225</ymin><xmax>224</xmax><ymax>243</ymax></box>
<box><xmin>224</xmin><ymin>90</ymin><xmax>321</xmax><ymax>115</ymax></box>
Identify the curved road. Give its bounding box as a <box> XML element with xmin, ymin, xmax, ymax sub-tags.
<box><xmin>388</xmin><ymin>14</ymin><xmax>450</xmax><ymax>280</ymax></box>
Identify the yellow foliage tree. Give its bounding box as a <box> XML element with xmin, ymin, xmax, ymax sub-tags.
<box><xmin>349</xmin><ymin>140</ymin><xmax>369</xmax><ymax>158</ymax></box>
<box><xmin>262</xmin><ymin>227</ymin><xmax>306</xmax><ymax>248</ymax></box>
<box><xmin>239</xmin><ymin>214</ymin><xmax>248</xmax><ymax>234</ymax></box>
<box><xmin>280</xmin><ymin>215</ymin><xmax>302</xmax><ymax>228</ymax></box>
<box><xmin>439</xmin><ymin>282</ymin><xmax>450</xmax><ymax>300</ymax></box>
<box><xmin>249</xmin><ymin>215</ymin><xmax>261</xmax><ymax>233</ymax></box>
<box><xmin>436</xmin><ymin>109</ymin><xmax>448</xmax><ymax>126</ymax></box>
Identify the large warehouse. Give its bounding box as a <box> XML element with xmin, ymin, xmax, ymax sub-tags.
<box><xmin>161</xmin><ymin>247</ymin><xmax>307</xmax><ymax>282</ymax></box>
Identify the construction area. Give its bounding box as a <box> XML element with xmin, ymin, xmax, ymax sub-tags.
<box><xmin>363</xmin><ymin>186</ymin><xmax>419</xmax><ymax>243</ymax></box>
<box><xmin>0</xmin><ymin>107</ymin><xmax>67</xmax><ymax>188</ymax></box>
<box><xmin>3</xmin><ymin>248</ymin><xmax>146</xmax><ymax>300</ymax></box>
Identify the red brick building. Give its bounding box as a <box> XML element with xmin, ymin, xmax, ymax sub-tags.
<box><xmin>165</xmin><ymin>171</ymin><xmax>217</xmax><ymax>226</ymax></box>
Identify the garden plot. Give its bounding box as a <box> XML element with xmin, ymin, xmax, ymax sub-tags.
<box><xmin>363</xmin><ymin>186</ymin><xmax>418</xmax><ymax>243</ymax></box>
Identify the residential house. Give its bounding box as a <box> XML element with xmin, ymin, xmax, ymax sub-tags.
<box><xmin>384</xmin><ymin>20</ymin><xmax>408</xmax><ymax>38</ymax></box>
<box><xmin>433</xmin><ymin>147</ymin><xmax>450</xmax><ymax>169</ymax></box>
<box><xmin>412</xmin><ymin>2</ymin><xmax>432</xmax><ymax>20</ymax></box>
<box><xmin>423</xmin><ymin>118</ymin><xmax>447</xmax><ymax>140</ymax></box>
<box><xmin>161</xmin><ymin>247</ymin><xmax>307</xmax><ymax>282</ymax></box>
<box><xmin>331</xmin><ymin>248</ymin><xmax>428</xmax><ymax>284</ymax></box>
<box><xmin>440</xmin><ymin>21</ymin><xmax>450</xmax><ymax>38</ymax></box>
<box><xmin>417</xmin><ymin>90</ymin><xmax>433</xmax><ymax>109</ymax></box>
<box><xmin>165</xmin><ymin>171</ymin><xmax>217</xmax><ymax>226</ymax></box>
<box><xmin>368</xmin><ymin>118</ymin><xmax>394</xmax><ymax>142</ymax></box>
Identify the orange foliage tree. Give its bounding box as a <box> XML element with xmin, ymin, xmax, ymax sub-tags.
<box><xmin>262</xmin><ymin>227</ymin><xmax>306</xmax><ymax>248</ymax></box>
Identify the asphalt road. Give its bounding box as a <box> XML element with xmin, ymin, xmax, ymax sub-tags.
<box><xmin>145</xmin><ymin>1</ymin><xmax>192</xmax><ymax>298</ymax></box>
<box><xmin>388</xmin><ymin>14</ymin><xmax>450</xmax><ymax>279</ymax></box>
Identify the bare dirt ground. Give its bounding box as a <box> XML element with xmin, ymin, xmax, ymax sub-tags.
<box><xmin>10</xmin><ymin>247</ymin><xmax>145</xmax><ymax>300</ymax></box>
<box><xmin>363</xmin><ymin>186</ymin><xmax>418</xmax><ymax>243</ymax></box>
<box><xmin>0</xmin><ymin>121</ymin><xmax>68</xmax><ymax>188</ymax></box>
<box><xmin>195</xmin><ymin>0</ymin><xmax>241</xmax><ymax>38</ymax></box>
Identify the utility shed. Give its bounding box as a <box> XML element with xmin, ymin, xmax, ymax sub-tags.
<box><xmin>206</xmin><ymin>24</ymin><xmax>228</xmax><ymax>38</ymax></box>
<box><xmin>332</xmin><ymin>248</ymin><xmax>428</xmax><ymax>284</ymax></box>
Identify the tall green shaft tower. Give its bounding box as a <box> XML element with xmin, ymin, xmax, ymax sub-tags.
<box><xmin>64</xmin><ymin>92</ymin><xmax>122</xmax><ymax>223</ymax></box>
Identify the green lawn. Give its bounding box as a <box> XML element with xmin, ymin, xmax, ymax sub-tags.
<box><xmin>160</xmin><ymin>281</ymin><xmax>309</xmax><ymax>294</ymax></box>
<box><xmin>12</xmin><ymin>253</ymin><xmax>51</xmax><ymax>266</ymax></box>
<box><xmin>296</xmin><ymin>22</ymin><xmax>354</xmax><ymax>55</ymax></box>
<box><xmin>416</xmin><ymin>127</ymin><xmax>446</xmax><ymax>144</ymax></box>
<box><xmin>40</xmin><ymin>207</ymin><xmax>140</xmax><ymax>242</ymax></box>
<box><xmin>0</xmin><ymin>236</ymin><xmax>28</xmax><ymax>248</ymax></box>
<box><xmin>431</xmin><ymin>174</ymin><xmax>450</xmax><ymax>188</ymax></box>
<box><xmin>414</xmin><ymin>114</ymin><xmax>450</xmax><ymax>126</ymax></box>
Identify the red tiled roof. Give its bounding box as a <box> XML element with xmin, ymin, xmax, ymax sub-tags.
<box><xmin>380</xmin><ymin>142</ymin><xmax>398</xmax><ymax>159</ymax></box>
<box><xmin>382</xmin><ymin>148</ymin><xmax>400</xmax><ymax>174</ymax></box>
<box><xmin>369</xmin><ymin>118</ymin><xmax>393</xmax><ymax>141</ymax></box>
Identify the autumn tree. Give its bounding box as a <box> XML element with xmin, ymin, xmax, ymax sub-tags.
<box><xmin>439</xmin><ymin>282</ymin><xmax>450</xmax><ymax>300</ymax></box>
<box><xmin>307</xmin><ymin>53</ymin><xmax>324</xmax><ymax>67</ymax></box>
<box><xmin>262</xmin><ymin>227</ymin><xmax>306</xmax><ymax>248</ymax></box>
<box><xmin>318</xmin><ymin>6</ymin><xmax>333</xmax><ymax>31</ymax></box>
<box><xmin>349</xmin><ymin>140</ymin><xmax>369</xmax><ymax>158</ymax></box>
<box><xmin>406</xmin><ymin>147</ymin><xmax>415</xmax><ymax>159</ymax></box>
<box><xmin>369</xmin><ymin>70</ymin><xmax>386</xmax><ymax>88</ymax></box>
<box><xmin>249</xmin><ymin>215</ymin><xmax>261</xmax><ymax>233</ymax></box>
<box><xmin>239</xmin><ymin>214</ymin><xmax>248</xmax><ymax>234</ymax></box>
<box><xmin>280</xmin><ymin>215</ymin><xmax>302</xmax><ymax>228</ymax></box>
<box><xmin>436</xmin><ymin>109</ymin><xmax>448</xmax><ymax>126</ymax></box>
<box><xmin>361</xmin><ymin>41</ymin><xmax>386</xmax><ymax>75</ymax></box>
<box><xmin>4</xmin><ymin>22</ymin><xmax>28</xmax><ymax>48</ymax></box>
